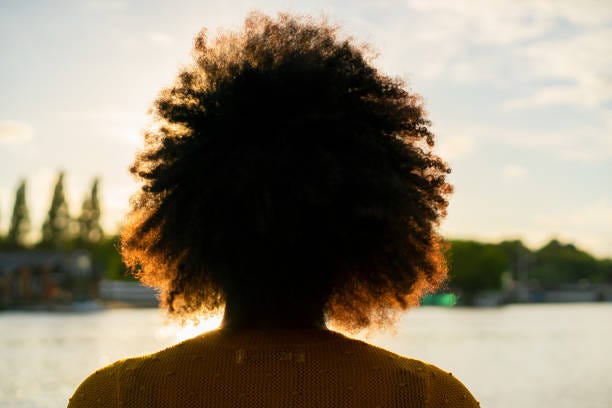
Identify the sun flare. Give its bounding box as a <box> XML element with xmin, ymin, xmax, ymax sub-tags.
<box><xmin>157</xmin><ymin>312</ymin><xmax>224</xmax><ymax>343</ymax></box>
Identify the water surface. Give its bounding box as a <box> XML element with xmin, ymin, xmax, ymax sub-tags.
<box><xmin>1</xmin><ymin>304</ymin><xmax>610</xmax><ymax>407</ymax></box>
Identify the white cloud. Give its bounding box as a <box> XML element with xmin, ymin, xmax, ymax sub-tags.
<box><xmin>82</xmin><ymin>0</ymin><xmax>128</xmax><ymax>11</ymax></box>
<box><xmin>538</xmin><ymin>0</ymin><xmax>612</xmax><ymax>26</ymax></box>
<box><xmin>380</xmin><ymin>0</ymin><xmax>612</xmax><ymax>111</ymax></box>
<box><xmin>435</xmin><ymin>134</ymin><xmax>475</xmax><ymax>161</ymax></box>
<box><xmin>447</xmin><ymin>122</ymin><xmax>612</xmax><ymax>162</ymax></box>
<box><xmin>406</xmin><ymin>0</ymin><xmax>556</xmax><ymax>45</ymax></box>
<box><xmin>407</xmin><ymin>0</ymin><xmax>612</xmax><ymax>33</ymax></box>
<box><xmin>149</xmin><ymin>32</ymin><xmax>174</xmax><ymax>46</ymax></box>
<box><xmin>502</xmin><ymin>164</ymin><xmax>527</xmax><ymax>180</ymax></box>
<box><xmin>0</xmin><ymin>120</ymin><xmax>33</xmax><ymax>144</ymax></box>
<box><xmin>504</xmin><ymin>28</ymin><xmax>612</xmax><ymax>110</ymax></box>
<box><xmin>57</xmin><ymin>108</ymin><xmax>148</xmax><ymax>148</ymax></box>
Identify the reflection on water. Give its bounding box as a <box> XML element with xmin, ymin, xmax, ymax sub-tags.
<box><xmin>1</xmin><ymin>304</ymin><xmax>611</xmax><ymax>408</ymax></box>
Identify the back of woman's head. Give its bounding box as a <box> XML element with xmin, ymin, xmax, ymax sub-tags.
<box><xmin>121</xmin><ymin>12</ymin><xmax>452</xmax><ymax>332</ymax></box>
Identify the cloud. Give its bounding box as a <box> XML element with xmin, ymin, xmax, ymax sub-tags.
<box><xmin>149</xmin><ymin>32</ymin><xmax>174</xmax><ymax>46</ymax></box>
<box><xmin>435</xmin><ymin>134</ymin><xmax>475</xmax><ymax>161</ymax></box>
<box><xmin>0</xmin><ymin>120</ymin><xmax>33</xmax><ymax>144</ymax></box>
<box><xmin>374</xmin><ymin>0</ymin><xmax>612</xmax><ymax>112</ymax></box>
<box><xmin>406</xmin><ymin>0</ymin><xmax>557</xmax><ymax>45</ymax></box>
<box><xmin>502</xmin><ymin>164</ymin><xmax>527</xmax><ymax>180</ymax></box>
<box><xmin>82</xmin><ymin>0</ymin><xmax>128</xmax><ymax>11</ymax></box>
<box><xmin>407</xmin><ymin>0</ymin><xmax>612</xmax><ymax>36</ymax></box>
<box><xmin>445</xmin><ymin>122</ymin><xmax>612</xmax><ymax>162</ymax></box>
<box><xmin>57</xmin><ymin>108</ymin><xmax>147</xmax><ymax>148</ymax></box>
<box><xmin>504</xmin><ymin>28</ymin><xmax>612</xmax><ymax>110</ymax></box>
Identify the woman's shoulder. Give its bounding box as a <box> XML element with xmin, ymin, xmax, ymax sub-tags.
<box><xmin>333</xmin><ymin>336</ymin><xmax>480</xmax><ymax>407</ymax></box>
<box><xmin>67</xmin><ymin>359</ymin><xmax>124</xmax><ymax>407</ymax></box>
<box><xmin>68</xmin><ymin>330</ymin><xmax>480</xmax><ymax>407</ymax></box>
<box><xmin>421</xmin><ymin>363</ymin><xmax>480</xmax><ymax>407</ymax></box>
<box><xmin>66</xmin><ymin>335</ymin><xmax>189</xmax><ymax>405</ymax></box>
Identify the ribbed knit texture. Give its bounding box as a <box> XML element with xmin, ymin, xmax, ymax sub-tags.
<box><xmin>68</xmin><ymin>329</ymin><xmax>479</xmax><ymax>407</ymax></box>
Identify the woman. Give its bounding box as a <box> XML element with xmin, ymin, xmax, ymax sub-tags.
<box><xmin>69</xmin><ymin>12</ymin><xmax>478</xmax><ymax>407</ymax></box>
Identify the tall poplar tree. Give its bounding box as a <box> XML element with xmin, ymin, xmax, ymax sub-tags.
<box><xmin>41</xmin><ymin>172</ymin><xmax>71</xmax><ymax>248</ymax></box>
<box><xmin>8</xmin><ymin>180</ymin><xmax>30</xmax><ymax>247</ymax></box>
<box><xmin>78</xmin><ymin>178</ymin><xmax>103</xmax><ymax>244</ymax></box>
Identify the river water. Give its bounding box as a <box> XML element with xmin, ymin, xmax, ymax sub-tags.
<box><xmin>1</xmin><ymin>304</ymin><xmax>610</xmax><ymax>407</ymax></box>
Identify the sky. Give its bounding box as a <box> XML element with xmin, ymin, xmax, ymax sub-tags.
<box><xmin>1</xmin><ymin>0</ymin><xmax>611</xmax><ymax>257</ymax></box>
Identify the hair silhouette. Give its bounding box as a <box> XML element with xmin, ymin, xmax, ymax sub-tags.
<box><xmin>121</xmin><ymin>12</ymin><xmax>452</xmax><ymax>332</ymax></box>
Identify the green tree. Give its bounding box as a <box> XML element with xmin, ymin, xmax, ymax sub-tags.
<box><xmin>600</xmin><ymin>259</ymin><xmax>612</xmax><ymax>284</ymax></box>
<box><xmin>41</xmin><ymin>172</ymin><xmax>72</xmax><ymax>248</ymax></box>
<box><xmin>7</xmin><ymin>180</ymin><xmax>30</xmax><ymax>247</ymax></box>
<box><xmin>498</xmin><ymin>240</ymin><xmax>531</xmax><ymax>283</ymax></box>
<box><xmin>531</xmin><ymin>239</ymin><xmax>602</xmax><ymax>286</ymax></box>
<box><xmin>0</xmin><ymin>196</ymin><xmax>3</xmax><ymax>245</ymax></box>
<box><xmin>90</xmin><ymin>236</ymin><xmax>133</xmax><ymax>281</ymax></box>
<box><xmin>447</xmin><ymin>240</ymin><xmax>509</xmax><ymax>300</ymax></box>
<box><xmin>78</xmin><ymin>178</ymin><xmax>103</xmax><ymax>245</ymax></box>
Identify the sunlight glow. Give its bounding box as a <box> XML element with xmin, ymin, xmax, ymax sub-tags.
<box><xmin>156</xmin><ymin>312</ymin><xmax>224</xmax><ymax>343</ymax></box>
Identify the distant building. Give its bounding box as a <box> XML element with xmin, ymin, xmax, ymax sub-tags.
<box><xmin>0</xmin><ymin>250</ymin><xmax>97</xmax><ymax>309</ymax></box>
<box><xmin>99</xmin><ymin>279</ymin><xmax>159</xmax><ymax>307</ymax></box>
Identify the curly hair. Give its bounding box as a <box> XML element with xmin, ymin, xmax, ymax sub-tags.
<box><xmin>121</xmin><ymin>12</ymin><xmax>452</xmax><ymax>332</ymax></box>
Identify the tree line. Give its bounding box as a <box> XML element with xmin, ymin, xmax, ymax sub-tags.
<box><xmin>1</xmin><ymin>172</ymin><xmax>102</xmax><ymax>249</ymax></box>
<box><xmin>0</xmin><ymin>172</ymin><xmax>127</xmax><ymax>280</ymax></box>
<box><xmin>447</xmin><ymin>239</ymin><xmax>612</xmax><ymax>299</ymax></box>
<box><xmin>2</xmin><ymin>173</ymin><xmax>611</xmax><ymax>289</ymax></box>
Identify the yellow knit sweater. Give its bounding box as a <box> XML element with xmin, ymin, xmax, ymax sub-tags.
<box><xmin>68</xmin><ymin>329</ymin><xmax>479</xmax><ymax>407</ymax></box>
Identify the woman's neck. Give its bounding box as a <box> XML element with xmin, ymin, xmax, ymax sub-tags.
<box><xmin>221</xmin><ymin>295</ymin><xmax>327</xmax><ymax>330</ymax></box>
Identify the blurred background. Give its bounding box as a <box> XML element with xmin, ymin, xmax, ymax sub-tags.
<box><xmin>1</xmin><ymin>1</ymin><xmax>611</xmax><ymax>407</ymax></box>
